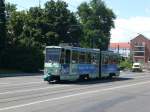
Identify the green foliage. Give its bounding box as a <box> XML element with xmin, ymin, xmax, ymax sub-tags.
<box><xmin>0</xmin><ymin>39</ymin><xmax>44</xmax><ymax>72</ymax></box>
<box><xmin>77</xmin><ymin>0</ymin><xmax>116</xmax><ymax>49</ymax></box>
<box><xmin>43</xmin><ymin>0</ymin><xmax>82</xmax><ymax>45</ymax></box>
<box><xmin>0</xmin><ymin>3</ymin><xmax>44</xmax><ymax>72</ymax></box>
<box><xmin>1</xmin><ymin>0</ymin><xmax>116</xmax><ymax>72</ymax></box>
<box><xmin>0</xmin><ymin>0</ymin><xmax>6</xmax><ymax>51</ymax></box>
<box><xmin>119</xmin><ymin>59</ymin><xmax>132</xmax><ymax>70</ymax></box>
<box><xmin>5</xmin><ymin>2</ymin><xmax>17</xmax><ymax>14</ymax></box>
<box><xmin>1</xmin><ymin>1</ymin><xmax>82</xmax><ymax>72</ymax></box>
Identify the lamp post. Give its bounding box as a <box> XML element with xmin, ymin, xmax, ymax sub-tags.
<box><xmin>98</xmin><ymin>15</ymin><xmax>103</xmax><ymax>78</ymax></box>
<box><xmin>117</xmin><ymin>43</ymin><xmax>120</xmax><ymax>54</ymax></box>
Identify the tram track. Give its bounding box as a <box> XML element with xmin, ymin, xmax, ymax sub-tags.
<box><xmin>0</xmin><ymin>73</ymin><xmax>150</xmax><ymax>108</ymax></box>
<box><xmin>1</xmin><ymin>73</ymin><xmax>150</xmax><ymax>95</ymax></box>
<box><xmin>1</xmin><ymin>78</ymin><xmax>150</xmax><ymax>111</ymax></box>
<box><xmin>0</xmin><ymin>72</ymin><xmax>149</xmax><ymax>91</ymax></box>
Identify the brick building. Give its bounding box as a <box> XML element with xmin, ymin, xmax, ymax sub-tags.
<box><xmin>130</xmin><ymin>34</ymin><xmax>150</xmax><ymax>64</ymax></box>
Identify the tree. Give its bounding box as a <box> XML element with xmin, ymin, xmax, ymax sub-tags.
<box><xmin>77</xmin><ymin>0</ymin><xmax>116</xmax><ymax>50</ymax></box>
<box><xmin>0</xmin><ymin>1</ymin><xmax>83</xmax><ymax>72</ymax></box>
<box><xmin>7</xmin><ymin>11</ymin><xmax>27</xmax><ymax>46</ymax></box>
<box><xmin>0</xmin><ymin>3</ymin><xmax>44</xmax><ymax>72</ymax></box>
<box><xmin>43</xmin><ymin>0</ymin><xmax>82</xmax><ymax>46</ymax></box>
<box><xmin>5</xmin><ymin>2</ymin><xmax>16</xmax><ymax>15</ymax></box>
<box><xmin>0</xmin><ymin>0</ymin><xmax>6</xmax><ymax>51</ymax></box>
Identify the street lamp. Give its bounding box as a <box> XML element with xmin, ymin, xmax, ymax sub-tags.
<box><xmin>98</xmin><ymin>15</ymin><xmax>104</xmax><ymax>78</ymax></box>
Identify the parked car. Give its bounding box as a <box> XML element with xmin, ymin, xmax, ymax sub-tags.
<box><xmin>132</xmin><ymin>63</ymin><xmax>143</xmax><ymax>72</ymax></box>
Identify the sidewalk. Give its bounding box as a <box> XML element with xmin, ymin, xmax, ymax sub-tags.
<box><xmin>0</xmin><ymin>72</ymin><xmax>43</xmax><ymax>78</ymax></box>
<box><xmin>143</xmin><ymin>69</ymin><xmax>150</xmax><ymax>72</ymax></box>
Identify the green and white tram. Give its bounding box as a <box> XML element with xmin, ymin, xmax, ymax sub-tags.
<box><xmin>43</xmin><ymin>46</ymin><xmax>120</xmax><ymax>82</ymax></box>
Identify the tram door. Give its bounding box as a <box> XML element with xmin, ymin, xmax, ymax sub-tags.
<box><xmin>60</xmin><ymin>49</ymin><xmax>71</xmax><ymax>75</ymax></box>
<box><xmin>65</xmin><ymin>49</ymin><xmax>71</xmax><ymax>75</ymax></box>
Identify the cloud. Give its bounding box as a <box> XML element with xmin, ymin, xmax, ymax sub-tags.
<box><xmin>111</xmin><ymin>16</ymin><xmax>150</xmax><ymax>42</ymax></box>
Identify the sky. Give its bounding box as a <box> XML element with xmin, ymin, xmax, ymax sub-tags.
<box><xmin>7</xmin><ymin>0</ymin><xmax>150</xmax><ymax>43</ymax></box>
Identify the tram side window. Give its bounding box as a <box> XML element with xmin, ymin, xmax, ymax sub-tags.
<box><xmin>103</xmin><ymin>54</ymin><xmax>109</xmax><ymax>64</ymax></box>
<box><xmin>60</xmin><ymin>49</ymin><xmax>65</xmax><ymax>64</ymax></box>
<box><xmin>86</xmin><ymin>52</ymin><xmax>91</xmax><ymax>64</ymax></box>
<box><xmin>109</xmin><ymin>55</ymin><xmax>113</xmax><ymax>64</ymax></box>
<box><xmin>102</xmin><ymin>53</ymin><xmax>105</xmax><ymax>64</ymax></box>
<box><xmin>65</xmin><ymin>50</ymin><xmax>71</xmax><ymax>64</ymax></box>
<box><xmin>109</xmin><ymin>54</ymin><xmax>118</xmax><ymax>64</ymax></box>
<box><xmin>109</xmin><ymin>54</ymin><xmax>114</xmax><ymax>64</ymax></box>
<box><xmin>117</xmin><ymin>55</ymin><xmax>120</xmax><ymax>64</ymax></box>
<box><xmin>107</xmin><ymin>54</ymin><xmax>111</xmax><ymax>64</ymax></box>
<box><xmin>113</xmin><ymin>55</ymin><xmax>118</xmax><ymax>64</ymax></box>
<box><xmin>112</xmin><ymin>55</ymin><xmax>116</xmax><ymax>64</ymax></box>
<box><xmin>72</xmin><ymin>51</ymin><xmax>78</xmax><ymax>64</ymax></box>
<box><xmin>95</xmin><ymin>53</ymin><xmax>99</xmax><ymax>64</ymax></box>
<box><xmin>108</xmin><ymin>54</ymin><xmax>117</xmax><ymax>64</ymax></box>
<box><xmin>79</xmin><ymin>52</ymin><xmax>85</xmax><ymax>64</ymax></box>
<box><xmin>91</xmin><ymin>53</ymin><xmax>98</xmax><ymax>64</ymax></box>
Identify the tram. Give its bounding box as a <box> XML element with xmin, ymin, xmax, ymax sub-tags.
<box><xmin>43</xmin><ymin>46</ymin><xmax>120</xmax><ymax>82</ymax></box>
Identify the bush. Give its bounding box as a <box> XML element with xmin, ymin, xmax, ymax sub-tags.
<box><xmin>119</xmin><ymin>59</ymin><xmax>132</xmax><ymax>70</ymax></box>
<box><xmin>0</xmin><ymin>45</ymin><xmax>44</xmax><ymax>72</ymax></box>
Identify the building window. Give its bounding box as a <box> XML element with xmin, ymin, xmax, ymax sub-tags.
<box><xmin>134</xmin><ymin>47</ymin><xmax>145</xmax><ymax>51</ymax></box>
<box><xmin>134</xmin><ymin>42</ymin><xmax>138</xmax><ymax>45</ymax></box>
<box><xmin>134</xmin><ymin>52</ymin><xmax>144</xmax><ymax>56</ymax></box>
<box><xmin>134</xmin><ymin>42</ymin><xmax>145</xmax><ymax>46</ymax></box>
<box><xmin>142</xmin><ymin>42</ymin><xmax>145</xmax><ymax>46</ymax></box>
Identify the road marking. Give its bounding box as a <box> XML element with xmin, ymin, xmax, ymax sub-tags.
<box><xmin>1</xmin><ymin>80</ymin><xmax>150</xmax><ymax>111</ymax></box>
<box><xmin>1</xmin><ymin>75</ymin><xmax>150</xmax><ymax>95</ymax></box>
<box><xmin>125</xmin><ymin>75</ymin><xmax>150</xmax><ymax>79</ymax></box>
<box><xmin>120</xmin><ymin>74</ymin><xmax>150</xmax><ymax>78</ymax></box>
<box><xmin>0</xmin><ymin>74</ymin><xmax>149</xmax><ymax>87</ymax></box>
<box><xmin>0</xmin><ymin>82</ymin><xmax>108</xmax><ymax>95</ymax></box>
<box><xmin>134</xmin><ymin>75</ymin><xmax>150</xmax><ymax>78</ymax></box>
<box><xmin>0</xmin><ymin>83</ymin><xmax>10</xmax><ymax>85</ymax></box>
<box><xmin>0</xmin><ymin>85</ymin><xmax>70</xmax><ymax>95</ymax></box>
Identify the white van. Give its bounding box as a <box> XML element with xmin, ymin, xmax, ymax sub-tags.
<box><xmin>132</xmin><ymin>63</ymin><xmax>143</xmax><ymax>72</ymax></box>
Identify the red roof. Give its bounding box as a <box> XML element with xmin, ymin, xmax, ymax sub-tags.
<box><xmin>109</xmin><ymin>42</ymin><xmax>130</xmax><ymax>49</ymax></box>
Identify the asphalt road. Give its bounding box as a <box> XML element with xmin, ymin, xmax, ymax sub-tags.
<box><xmin>0</xmin><ymin>71</ymin><xmax>150</xmax><ymax>112</ymax></box>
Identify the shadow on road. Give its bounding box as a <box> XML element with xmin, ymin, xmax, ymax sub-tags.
<box><xmin>50</xmin><ymin>77</ymin><xmax>133</xmax><ymax>85</ymax></box>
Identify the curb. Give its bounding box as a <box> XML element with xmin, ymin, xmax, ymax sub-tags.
<box><xmin>0</xmin><ymin>72</ymin><xmax>43</xmax><ymax>78</ymax></box>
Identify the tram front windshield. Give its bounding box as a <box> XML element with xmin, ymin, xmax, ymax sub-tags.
<box><xmin>45</xmin><ymin>48</ymin><xmax>60</xmax><ymax>63</ymax></box>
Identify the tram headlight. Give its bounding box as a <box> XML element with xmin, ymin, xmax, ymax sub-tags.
<box><xmin>55</xmin><ymin>69</ymin><xmax>59</xmax><ymax>75</ymax></box>
<box><xmin>44</xmin><ymin>68</ymin><xmax>48</xmax><ymax>74</ymax></box>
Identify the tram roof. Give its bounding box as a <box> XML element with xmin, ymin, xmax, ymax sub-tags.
<box><xmin>46</xmin><ymin>46</ymin><xmax>62</xmax><ymax>49</ymax></box>
<box><xmin>46</xmin><ymin>46</ymin><xmax>117</xmax><ymax>54</ymax></box>
<box><xmin>46</xmin><ymin>46</ymin><xmax>99</xmax><ymax>52</ymax></box>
